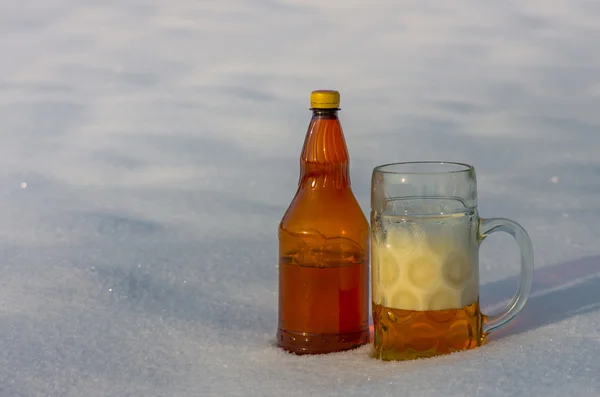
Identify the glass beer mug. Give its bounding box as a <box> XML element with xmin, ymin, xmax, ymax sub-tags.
<box><xmin>370</xmin><ymin>162</ymin><xmax>534</xmax><ymax>360</ymax></box>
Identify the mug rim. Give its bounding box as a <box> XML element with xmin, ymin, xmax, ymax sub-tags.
<box><xmin>373</xmin><ymin>161</ymin><xmax>474</xmax><ymax>175</ymax></box>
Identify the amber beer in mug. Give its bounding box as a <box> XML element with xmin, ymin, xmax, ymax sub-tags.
<box><xmin>370</xmin><ymin>162</ymin><xmax>534</xmax><ymax>360</ymax></box>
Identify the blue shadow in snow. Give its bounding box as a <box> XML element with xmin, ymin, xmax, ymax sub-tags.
<box><xmin>481</xmin><ymin>255</ymin><xmax>600</xmax><ymax>339</ymax></box>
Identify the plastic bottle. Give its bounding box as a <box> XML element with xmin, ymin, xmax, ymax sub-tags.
<box><xmin>276</xmin><ymin>90</ymin><xmax>370</xmax><ymax>354</ymax></box>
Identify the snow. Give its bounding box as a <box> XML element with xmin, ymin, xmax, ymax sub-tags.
<box><xmin>1</xmin><ymin>0</ymin><xmax>600</xmax><ymax>395</ymax></box>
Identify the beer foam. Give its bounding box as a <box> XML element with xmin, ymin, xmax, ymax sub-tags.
<box><xmin>372</xmin><ymin>226</ymin><xmax>478</xmax><ymax>311</ymax></box>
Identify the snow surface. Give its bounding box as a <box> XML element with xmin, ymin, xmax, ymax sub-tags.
<box><xmin>1</xmin><ymin>0</ymin><xmax>600</xmax><ymax>396</ymax></box>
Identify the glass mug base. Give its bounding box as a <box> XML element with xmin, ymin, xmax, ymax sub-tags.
<box><xmin>370</xmin><ymin>300</ymin><xmax>487</xmax><ymax>361</ymax></box>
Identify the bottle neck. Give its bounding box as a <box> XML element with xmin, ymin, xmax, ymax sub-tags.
<box><xmin>298</xmin><ymin>109</ymin><xmax>350</xmax><ymax>189</ymax></box>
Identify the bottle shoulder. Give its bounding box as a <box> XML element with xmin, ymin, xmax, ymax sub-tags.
<box><xmin>279</xmin><ymin>186</ymin><xmax>369</xmax><ymax>237</ymax></box>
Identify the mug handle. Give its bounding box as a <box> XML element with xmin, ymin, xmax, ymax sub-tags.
<box><xmin>479</xmin><ymin>217</ymin><xmax>534</xmax><ymax>335</ymax></box>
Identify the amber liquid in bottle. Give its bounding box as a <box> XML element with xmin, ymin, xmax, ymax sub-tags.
<box><xmin>277</xmin><ymin>95</ymin><xmax>370</xmax><ymax>354</ymax></box>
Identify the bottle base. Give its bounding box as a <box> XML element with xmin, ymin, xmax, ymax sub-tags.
<box><xmin>277</xmin><ymin>328</ymin><xmax>370</xmax><ymax>355</ymax></box>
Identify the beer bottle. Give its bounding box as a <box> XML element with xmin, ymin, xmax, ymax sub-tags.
<box><xmin>276</xmin><ymin>90</ymin><xmax>370</xmax><ymax>354</ymax></box>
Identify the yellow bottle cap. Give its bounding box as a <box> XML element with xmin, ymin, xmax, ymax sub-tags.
<box><xmin>310</xmin><ymin>90</ymin><xmax>340</xmax><ymax>109</ymax></box>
